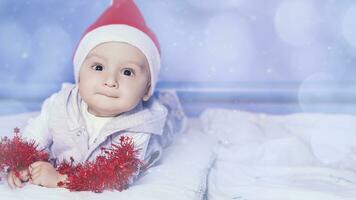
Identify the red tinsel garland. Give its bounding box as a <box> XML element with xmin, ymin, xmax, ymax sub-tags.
<box><xmin>0</xmin><ymin>128</ymin><xmax>49</xmax><ymax>180</ymax></box>
<box><xmin>57</xmin><ymin>136</ymin><xmax>142</xmax><ymax>193</ymax></box>
<box><xmin>0</xmin><ymin>128</ymin><xmax>142</xmax><ymax>192</ymax></box>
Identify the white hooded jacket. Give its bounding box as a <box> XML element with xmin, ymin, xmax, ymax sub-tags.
<box><xmin>23</xmin><ymin>84</ymin><xmax>168</xmax><ymax>169</ymax></box>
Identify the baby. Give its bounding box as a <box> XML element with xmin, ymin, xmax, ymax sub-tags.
<box><xmin>7</xmin><ymin>0</ymin><xmax>182</xmax><ymax>189</ymax></box>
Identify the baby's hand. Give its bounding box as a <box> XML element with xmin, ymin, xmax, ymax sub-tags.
<box><xmin>7</xmin><ymin>169</ymin><xmax>30</xmax><ymax>189</ymax></box>
<box><xmin>29</xmin><ymin>161</ymin><xmax>66</xmax><ymax>188</ymax></box>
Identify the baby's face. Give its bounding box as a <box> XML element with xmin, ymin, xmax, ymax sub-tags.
<box><xmin>78</xmin><ymin>42</ymin><xmax>151</xmax><ymax>117</ymax></box>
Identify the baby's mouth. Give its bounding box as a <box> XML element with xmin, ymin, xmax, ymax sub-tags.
<box><xmin>97</xmin><ymin>92</ymin><xmax>119</xmax><ymax>98</ymax></box>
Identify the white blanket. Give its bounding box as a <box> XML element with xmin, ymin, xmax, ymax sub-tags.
<box><xmin>0</xmin><ymin>113</ymin><xmax>216</xmax><ymax>200</ymax></box>
<box><xmin>2</xmin><ymin>109</ymin><xmax>356</xmax><ymax>200</ymax></box>
<box><xmin>201</xmin><ymin>109</ymin><xmax>356</xmax><ymax>200</ymax></box>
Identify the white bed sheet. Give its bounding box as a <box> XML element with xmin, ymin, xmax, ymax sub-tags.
<box><xmin>0</xmin><ymin>113</ymin><xmax>216</xmax><ymax>200</ymax></box>
<box><xmin>3</xmin><ymin>109</ymin><xmax>356</xmax><ymax>200</ymax></box>
<box><xmin>201</xmin><ymin>109</ymin><xmax>356</xmax><ymax>200</ymax></box>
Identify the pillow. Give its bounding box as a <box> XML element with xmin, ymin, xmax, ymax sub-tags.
<box><xmin>200</xmin><ymin>109</ymin><xmax>356</xmax><ymax>169</ymax></box>
<box><xmin>201</xmin><ymin>108</ymin><xmax>356</xmax><ymax>200</ymax></box>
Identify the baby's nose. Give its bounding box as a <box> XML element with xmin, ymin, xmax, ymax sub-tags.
<box><xmin>104</xmin><ymin>74</ymin><xmax>119</xmax><ymax>88</ymax></box>
<box><xmin>104</xmin><ymin>81</ymin><xmax>118</xmax><ymax>88</ymax></box>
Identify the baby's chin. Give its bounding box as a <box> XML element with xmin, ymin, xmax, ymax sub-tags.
<box><xmin>87</xmin><ymin>102</ymin><xmax>124</xmax><ymax>117</ymax></box>
<box><xmin>89</xmin><ymin>107</ymin><xmax>122</xmax><ymax>117</ymax></box>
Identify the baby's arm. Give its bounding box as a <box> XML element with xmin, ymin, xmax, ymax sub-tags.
<box><xmin>22</xmin><ymin>93</ymin><xmax>58</xmax><ymax>150</ymax></box>
<box><xmin>6</xmin><ymin>93</ymin><xmax>58</xmax><ymax>189</ymax></box>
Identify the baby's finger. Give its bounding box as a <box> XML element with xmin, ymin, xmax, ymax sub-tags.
<box><xmin>29</xmin><ymin>161</ymin><xmax>43</xmax><ymax>170</ymax></box>
<box><xmin>7</xmin><ymin>173</ymin><xmax>16</xmax><ymax>189</ymax></box>
<box><xmin>28</xmin><ymin>162</ymin><xmax>41</xmax><ymax>172</ymax></box>
<box><xmin>13</xmin><ymin>175</ymin><xmax>22</xmax><ymax>188</ymax></box>
<box><xmin>19</xmin><ymin>170</ymin><xmax>30</xmax><ymax>182</ymax></box>
<box><xmin>29</xmin><ymin>167</ymin><xmax>41</xmax><ymax>176</ymax></box>
<box><xmin>30</xmin><ymin>172</ymin><xmax>40</xmax><ymax>180</ymax></box>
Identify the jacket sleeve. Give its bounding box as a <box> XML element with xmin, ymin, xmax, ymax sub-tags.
<box><xmin>22</xmin><ymin>93</ymin><xmax>58</xmax><ymax>151</ymax></box>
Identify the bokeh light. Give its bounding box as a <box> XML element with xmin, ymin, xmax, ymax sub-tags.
<box><xmin>27</xmin><ymin>25</ymin><xmax>72</xmax><ymax>83</ymax></box>
<box><xmin>298</xmin><ymin>72</ymin><xmax>338</xmax><ymax>113</ymax></box>
<box><xmin>0</xmin><ymin>19</ymin><xmax>31</xmax><ymax>80</ymax></box>
<box><xmin>342</xmin><ymin>4</ymin><xmax>356</xmax><ymax>49</ymax></box>
<box><xmin>289</xmin><ymin>44</ymin><xmax>346</xmax><ymax>80</ymax></box>
<box><xmin>274</xmin><ymin>0</ymin><xmax>321</xmax><ymax>46</ymax></box>
<box><xmin>204</xmin><ymin>12</ymin><xmax>256</xmax><ymax>80</ymax></box>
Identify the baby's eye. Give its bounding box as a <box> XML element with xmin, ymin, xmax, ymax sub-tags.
<box><xmin>122</xmin><ymin>68</ymin><xmax>135</xmax><ymax>76</ymax></box>
<box><xmin>91</xmin><ymin>64</ymin><xmax>104</xmax><ymax>71</ymax></box>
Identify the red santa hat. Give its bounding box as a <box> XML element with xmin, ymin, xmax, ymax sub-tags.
<box><xmin>73</xmin><ymin>0</ymin><xmax>161</xmax><ymax>95</ymax></box>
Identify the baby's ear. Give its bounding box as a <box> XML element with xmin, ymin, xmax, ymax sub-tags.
<box><xmin>142</xmin><ymin>83</ymin><xmax>152</xmax><ymax>101</ymax></box>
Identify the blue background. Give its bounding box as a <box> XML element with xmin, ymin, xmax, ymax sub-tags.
<box><xmin>0</xmin><ymin>0</ymin><xmax>356</xmax><ymax>116</ymax></box>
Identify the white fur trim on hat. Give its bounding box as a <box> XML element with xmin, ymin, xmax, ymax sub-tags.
<box><xmin>73</xmin><ymin>24</ymin><xmax>161</xmax><ymax>95</ymax></box>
